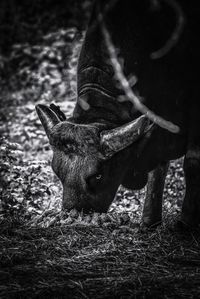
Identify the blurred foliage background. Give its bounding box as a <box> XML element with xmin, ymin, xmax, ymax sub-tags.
<box><xmin>0</xmin><ymin>0</ymin><xmax>93</xmax><ymax>219</ymax></box>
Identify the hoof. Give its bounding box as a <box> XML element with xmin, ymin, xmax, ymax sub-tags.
<box><xmin>180</xmin><ymin>213</ymin><xmax>200</xmax><ymax>229</ymax></box>
<box><xmin>140</xmin><ymin>219</ymin><xmax>162</xmax><ymax>232</ymax></box>
<box><xmin>175</xmin><ymin>219</ymin><xmax>200</xmax><ymax>232</ymax></box>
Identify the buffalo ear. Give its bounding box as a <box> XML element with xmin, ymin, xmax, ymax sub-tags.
<box><xmin>50</xmin><ymin>103</ymin><xmax>66</xmax><ymax>121</ymax></box>
<box><xmin>35</xmin><ymin>104</ymin><xmax>61</xmax><ymax>138</ymax></box>
<box><xmin>100</xmin><ymin>115</ymin><xmax>153</xmax><ymax>157</ymax></box>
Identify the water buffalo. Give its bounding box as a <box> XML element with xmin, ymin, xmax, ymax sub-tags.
<box><xmin>36</xmin><ymin>0</ymin><xmax>200</xmax><ymax>228</ymax></box>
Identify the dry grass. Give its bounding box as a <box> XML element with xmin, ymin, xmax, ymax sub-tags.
<box><xmin>0</xmin><ymin>212</ymin><xmax>200</xmax><ymax>299</ymax></box>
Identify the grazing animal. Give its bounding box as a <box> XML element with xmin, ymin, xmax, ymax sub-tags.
<box><xmin>36</xmin><ymin>0</ymin><xmax>200</xmax><ymax>228</ymax></box>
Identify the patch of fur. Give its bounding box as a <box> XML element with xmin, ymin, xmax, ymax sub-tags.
<box><xmin>50</xmin><ymin>122</ymin><xmax>102</xmax><ymax>155</ymax></box>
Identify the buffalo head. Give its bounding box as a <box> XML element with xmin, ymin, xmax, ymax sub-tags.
<box><xmin>36</xmin><ymin>104</ymin><xmax>151</xmax><ymax>212</ymax></box>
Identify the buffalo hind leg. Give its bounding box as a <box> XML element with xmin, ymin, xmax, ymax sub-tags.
<box><xmin>142</xmin><ymin>162</ymin><xmax>169</xmax><ymax>228</ymax></box>
<box><xmin>181</xmin><ymin>149</ymin><xmax>200</xmax><ymax>227</ymax></box>
<box><xmin>181</xmin><ymin>101</ymin><xmax>200</xmax><ymax>228</ymax></box>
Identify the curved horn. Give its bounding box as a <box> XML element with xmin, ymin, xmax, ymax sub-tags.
<box><xmin>35</xmin><ymin>104</ymin><xmax>61</xmax><ymax>138</ymax></box>
<box><xmin>100</xmin><ymin>115</ymin><xmax>153</xmax><ymax>157</ymax></box>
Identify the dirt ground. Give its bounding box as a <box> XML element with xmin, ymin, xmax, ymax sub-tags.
<box><xmin>0</xmin><ymin>1</ymin><xmax>200</xmax><ymax>298</ymax></box>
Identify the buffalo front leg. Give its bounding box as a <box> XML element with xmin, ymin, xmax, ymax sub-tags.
<box><xmin>142</xmin><ymin>162</ymin><xmax>169</xmax><ymax>228</ymax></box>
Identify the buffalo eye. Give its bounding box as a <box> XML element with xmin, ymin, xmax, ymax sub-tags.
<box><xmin>95</xmin><ymin>173</ymin><xmax>102</xmax><ymax>180</ymax></box>
<box><xmin>86</xmin><ymin>172</ymin><xmax>103</xmax><ymax>190</ymax></box>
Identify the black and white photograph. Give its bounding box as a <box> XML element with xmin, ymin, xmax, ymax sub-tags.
<box><xmin>0</xmin><ymin>0</ymin><xmax>199</xmax><ymax>298</ymax></box>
